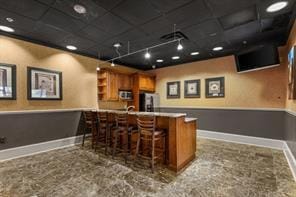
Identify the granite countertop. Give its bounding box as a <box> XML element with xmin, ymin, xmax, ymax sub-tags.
<box><xmin>96</xmin><ymin>109</ymin><xmax>186</xmax><ymax>118</ymax></box>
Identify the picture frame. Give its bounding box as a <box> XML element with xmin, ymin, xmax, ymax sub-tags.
<box><xmin>0</xmin><ymin>63</ymin><xmax>16</xmax><ymax>100</ymax></box>
<box><xmin>205</xmin><ymin>77</ymin><xmax>225</xmax><ymax>98</ymax></box>
<box><xmin>27</xmin><ymin>67</ymin><xmax>63</xmax><ymax>100</ymax></box>
<box><xmin>167</xmin><ymin>81</ymin><xmax>180</xmax><ymax>99</ymax></box>
<box><xmin>184</xmin><ymin>79</ymin><xmax>200</xmax><ymax>98</ymax></box>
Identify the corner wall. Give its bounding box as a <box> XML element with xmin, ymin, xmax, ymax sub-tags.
<box><xmin>0</xmin><ymin>35</ymin><xmax>138</xmax><ymax>111</ymax></box>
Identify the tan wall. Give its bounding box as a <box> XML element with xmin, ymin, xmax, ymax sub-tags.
<box><xmin>285</xmin><ymin>20</ymin><xmax>296</xmax><ymax>112</ymax></box>
<box><xmin>150</xmin><ymin>51</ymin><xmax>287</xmax><ymax>109</ymax></box>
<box><xmin>0</xmin><ymin>35</ymin><xmax>138</xmax><ymax>111</ymax></box>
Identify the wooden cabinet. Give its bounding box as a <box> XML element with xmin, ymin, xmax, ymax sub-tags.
<box><xmin>108</xmin><ymin>71</ymin><xmax>118</xmax><ymax>100</ymax></box>
<box><xmin>98</xmin><ymin>69</ymin><xmax>133</xmax><ymax>101</ymax></box>
<box><xmin>98</xmin><ymin>69</ymin><xmax>118</xmax><ymax>101</ymax></box>
<box><xmin>118</xmin><ymin>74</ymin><xmax>132</xmax><ymax>90</ymax></box>
<box><xmin>132</xmin><ymin>73</ymin><xmax>156</xmax><ymax>111</ymax></box>
<box><xmin>138</xmin><ymin>74</ymin><xmax>155</xmax><ymax>92</ymax></box>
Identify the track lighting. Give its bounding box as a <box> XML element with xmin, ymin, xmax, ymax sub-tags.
<box><xmin>177</xmin><ymin>40</ymin><xmax>183</xmax><ymax>50</ymax></box>
<box><xmin>145</xmin><ymin>49</ymin><xmax>151</xmax><ymax>59</ymax></box>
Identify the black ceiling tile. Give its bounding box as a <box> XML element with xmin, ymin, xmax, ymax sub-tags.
<box><xmin>219</xmin><ymin>6</ymin><xmax>257</xmax><ymax>30</ymax></box>
<box><xmin>36</xmin><ymin>0</ymin><xmax>55</xmax><ymax>5</ymax></box>
<box><xmin>261</xmin><ymin>13</ymin><xmax>291</xmax><ymax>32</ymax></box>
<box><xmin>224</xmin><ymin>21</ymin><xmax>261</xmax><ymax>42</ymax></box>
<box><xmin>207</xmin><ymin>0</ymin><xmax>256</xmax><ymax>17</ymax></box>
<box><xmin>140</xmin><ymin>17</ymin><xmax>174</xmax><ymax>37</ymax></box>
<box><xmin>53</xmin><ymin>0</ymin><xmax>107</xmax><ymax>23</ymax></box>
<box><xmin>93</xmin><ymin>0</ymin><xmax>123</xmax><ymax>11</ymax></box>
<box><xmin>165</xmin><ymin>0</ymin><xmax>213</xmax><ymax>29</ymax></box>
<box><xmin>111</xmin><ymin>0</ymin><xmax>161</xmax><ymax>25</ymax></box>
<box><xmin>40</xmin><ymin>8</ymin><xmax>86</xmax><ymax>33</ymax></box>
<box><xmin>25</xmin><ymin>22</ymin><xmax>70</xmax><ymax>46</ymax></box>
<box><xmin>183</xmin><ymin>19</ymin><xmax>223</xmax><ymax>41</ymax></box>
<box><xmin>147</xmin><ymin>0</ymin><xmax>193</xmax><ymax>13</ymax></box>
<box><xmin>0</xmin><ymin>8</ymin><xmax>36</xmax><ymax>32</ymax></box>
<box><xmin>76</xmin><ymin>25</ymin><xmax>111</xmax><ymax>44</ymax></box>
<box><xmin>102</xmin><ymin>28</ymin><xmax>148</xmax><ymax>48</ymax></box>
<box><xmin>258</xmin><ymin>0</ymin><xmax>296</xmax><ymax>18</ymax></box>
<box><xmin>91</xmin><ymin>13</ymin><xmax>132</xmax><ymax>36</ymax></box>
<box><xmin>0</xmin><ymin>0</ymin><xmax>49</xmax><ymax>20</ymax></box>
<box><xmin>60</xmin><ymin>34</ymin><xmax>96</xmax><ymax>50</ymax></box>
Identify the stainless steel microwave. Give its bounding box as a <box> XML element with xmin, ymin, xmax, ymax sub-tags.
<box><xmin>119</xmin><ymin>91</ymin><xmax>133</xmax><ymax>100</ymax></box>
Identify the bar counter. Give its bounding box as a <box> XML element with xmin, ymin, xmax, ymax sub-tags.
<box><xmin>96</xmin><ymin>109</ymin><xmax>197</xmax><ymax>173</ymax></box>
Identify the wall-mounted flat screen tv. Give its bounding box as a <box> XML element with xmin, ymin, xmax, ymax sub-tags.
<box><xmin>235</xmin><ymin>45</ymin><xmax>280</xmax><ymax>73</ymax></box>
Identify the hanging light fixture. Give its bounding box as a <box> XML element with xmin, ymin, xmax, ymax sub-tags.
<box><xmin>177</xmin><ymin>39</ymin><xmax>183</xmax><ymax>50</ymax></box>
<box><xmin>111</xmin><ymin>61</ymin><xmax>115</xmax><ymax>67</ymax></box>
<box><xmin>144</xmin><ymin>48</ymin><xmax>151</xmax><ymax>59</ymax></box>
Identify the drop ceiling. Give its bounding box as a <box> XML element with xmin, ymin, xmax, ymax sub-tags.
<box><xmin>0</xmin><ymin>0</ymin><xmax>295</xmax><ymax>70</ymax></box>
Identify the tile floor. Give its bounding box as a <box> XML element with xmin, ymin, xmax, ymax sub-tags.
<box><xmin>0</xmin><ymin>138</ymin><xmax>296</xmax><ymax>197</ymax></box>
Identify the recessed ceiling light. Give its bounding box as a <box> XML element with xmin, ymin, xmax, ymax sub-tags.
<box><xmin>156</xmin><ymin>59</ymin><xmax>164</xmax><ymax>63</ymax></box>
<box><xmin>73</xmin><ymin>4</ymin><xmax>87</xmax><ymax>14</ymax></box>
<box><xmin>113</xmin><ymin>43</ymin><xmax>122</xmax><ymax>48</ymax></box>
<box><xmin>66</xmin><ymin>45</ymin><xmax>77</xmax><ymax>50</ymax></box>
<box><xmin>213</xmin><ymin>46</ymin><xmax>223</xmax><ymax>51</ymax></box>
<box><xmin>191</xmin><ymin>52</ymin><xmax>199</xmax><ymax>56</ymax></box>
<box><xmin>0</xmin><ymin>25</ymin><xmax>14</xmax><ymax>32</ymax></box>
<box><xmin>266</xmin><ymin>1</ymin><xmax>288</xmax><ymax>12</ymax></box>
<box><xmin>172</xmin><ymin>56</ymin><xmax>180</xmax><ymax>60</ymax></box>
<box><xmin>6</xmin><ymin>17</ymin><xmax>14</xmax><ymax>23</ymax></box>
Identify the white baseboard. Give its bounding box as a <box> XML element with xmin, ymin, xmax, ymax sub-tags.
<box><xmin>0</xmin><ymin>135</ymin><xmax>88</xmax><ymax>162</ymax></box>
<box><xmin>283</xmin><ymin>142</ymin><xmax>296</xmax><ymax>181</ymax></box>
<box><xmin>198</xmin><ymin>129</ymin><xmax>296</xmax><ymax>181</ymax></box>
<box><xmin>198</xmin><ymin>130</ymin><xmax>285</xmax><ymax>150</ymax></box>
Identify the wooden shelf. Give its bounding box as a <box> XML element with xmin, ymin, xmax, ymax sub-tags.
<box><xmin>98</xmin><ymin>77</ymin><xmax>106</xmax><ymax>80</ymax></box>
<box><xmin>98</xmin><ymin>92</ymin><xmax>105</xmax><ymax>95</ymax></box>
<box><xmin>98</xmin><ymin>84</ymin><xmax>107</xmax><ymax>87</ymax></box>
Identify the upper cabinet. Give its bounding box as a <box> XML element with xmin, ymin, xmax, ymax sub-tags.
<box><xmin>118</xmin><ymin>73</ymin><xmax>133</xmax><ymax>90</ymax></box>
<box><xmin>98</xmin><ymin>69</ymin><xmax>134</xmax><ymax>101</ymax></box>
<box><xmin>97</xmin><ymin>69</ymin><xmax>118</xmax><ymax>101</ymax></box>
<box><xmin>138</xmin><ymin>74</ymin><xmax>155</xmax><ymax>92</ymax></box>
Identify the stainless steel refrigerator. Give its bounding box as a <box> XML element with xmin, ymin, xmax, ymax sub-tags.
<box><xmin>139</xmin><ymin>93</ymin><xmax>160</xmax><ymax>112</ymax></box>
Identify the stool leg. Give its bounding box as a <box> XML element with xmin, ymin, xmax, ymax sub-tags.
<box><xmin>105</xmin><ymin>126</ymin><xmax>109</xmax><ymax>155</ymax></box>
<box><xmin>151</xmin><ymin>137</ymin><xmax>155</xmax><ymax>173</ymax></box>
<box><xmin>82</xmin><ymin>129</ymin><xmax>86</xmax><ymax>147</ymax></box>
<box><xmin>134</xmin><ymin>133</ymin><xmax>141</xmax><ymax>163</ymax></box>
<box><xmin>124</xmin><ymin>132</ymin><xmax>128</xmax><ymax>164</ymax></box>
<box><xmin>112</xmin><ymin>131</ymin><xmax>118</xmax><ymax>159</ymax></box>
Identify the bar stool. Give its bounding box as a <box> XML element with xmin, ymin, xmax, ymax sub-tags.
<box><xmin>96</xmin><ymin>111</ymin><xmax>111</xmax><ymax>154</ymax></box>
<box><xmin>111</xmin><ymin>112</ymin><xmax>133</xmax><ymax>162</ymax></box>
<box><xmin>134</xmin><ymin>115</ymin><xmax>166</xmax><ymax>172</ymax></box>
<box><xmin>82</xmin><ymin>110</ymin><xmax>97</xmax><ymax>149</ymax></box>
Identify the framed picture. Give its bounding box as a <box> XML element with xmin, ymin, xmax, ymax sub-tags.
<box><xmin>27</xmin><ymin>67</ymin><xmax>62</xmax><ymax>100</ymax></box>
<box><xmin>167</xmin><ymin>81</ymin><xmax>180</xmax><ymax>98</ymax></box>
<box><xmin>0</xmin><ymin>63</ymin><xmax>16</xmax><ymax>100</ymax></box>
<box><xmin>184</xmin><ymin>79</ymin><xmax>200</xmax><ymax>98</ymax></box>
<box><xmin>205</xmin><ymin>77</ymin><xmax>225</xmax><ymax>98</ymax></box>
<box><xmin>288</xmin><ymin>46</ymin><xmax>296</xmax><ymax>99</ymax></box>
